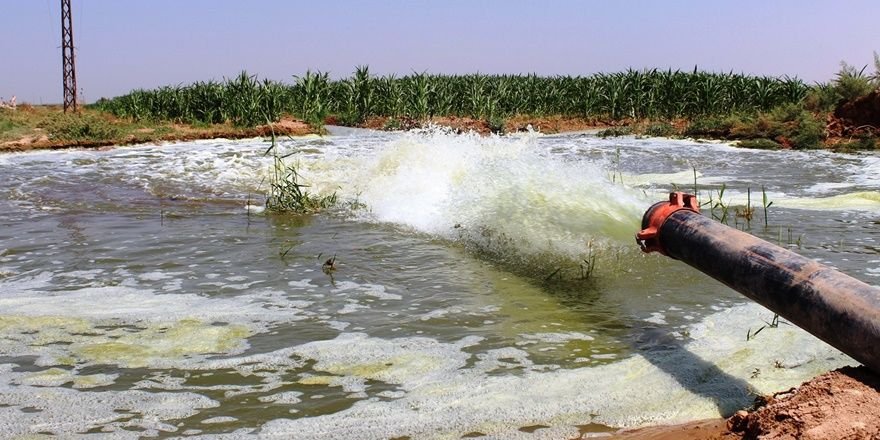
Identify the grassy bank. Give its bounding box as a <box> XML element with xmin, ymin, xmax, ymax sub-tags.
<box><xmin>93</xmin><ymin>62</ymin><xmax>878</xmax><ymax>151</ymax></box>
<box><xmin>605</xmin><ymin>57</ymin><xmax>880</xmax><ymax>151</ymax></box>
<box><xmin>0</xmin><ymin>105</ymin><xmax>316</xmax><ymax>152</ymax></box>
<box><xmin>4</xmin><ymin>58</ymin><xmax>879</xmax><ymax>152</ymax></box>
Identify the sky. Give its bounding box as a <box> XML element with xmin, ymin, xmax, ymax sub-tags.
<box><xmin>2</xmin><ymin>0</ymin><xmax>879</xmax><ymax>104</ymax></box>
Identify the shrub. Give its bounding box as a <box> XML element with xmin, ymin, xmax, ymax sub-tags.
<box><xmin>805</xmin><ymin>59</ymin><xmax>877</xmax><ymax>112</ymax></box>
<box><xmin>737</xmin><ymin>138</ymin><xmax>781</xmax><ymax>149</ymax></box>
<box><xmin>597</xmin><ymin>126</ymin><xmax>632</xmax><ymax>138</ymax></box>
<box><xmin>833</xmin><ymin>136</ymin><xmax>877</xmax><ymax>151</ymax></box>
<box><xmin>487</xmin><ymin>115</ymin><xmax>506</xmax><ymax>134</ymax></box>
<box><xmin>684</xmin><ymin>116</ymin><xmax>733</xmax><ymax>138</ymax></box>
<box><xmin>804</xmin><ymin>84</ymin><xmax>841</xmax><ymax>112</ymax></box>
<box><xmin>39</xmin><ymin>113</ymin><xmax>120</xmax><ymax>141</ymax></box>
<box><xmin>765</xmin><ymin>103</ymin><xmax>824</xmax><ymax>149</ymax></box>
<box><xmin>383</xmin><ymin>117</ymin><xmax>403</xmax><ymax>131</ymax></box>
<box><xmin>789</xmin><ymin>113</ymin><xmax>824</xmax><ymax>149</ymax></box>
<box><xmin>643</xmin><ymin>122</ymin><xmax>675</xmax><ymax>137</ymax></box>
<box><xmin>0</xmin><ymin>111</ymin><xmax>17</xmax><ymax>135</ymax></box>
<box><xmin>834</xmin><ymin>62</ymin><xmax>874</xmax><ymax>102</ymax></box>
<box><xmin>728</xmin><ymin>114</ymin><xmax>770</xmax><ymax>139</ymax></box>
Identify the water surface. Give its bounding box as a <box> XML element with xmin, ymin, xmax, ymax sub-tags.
<box><xmin>1</xmin><ymin>128</ymin><xmax>878</xmax><ymax>439</ymax></box>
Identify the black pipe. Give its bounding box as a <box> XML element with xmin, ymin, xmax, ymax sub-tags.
<box><xmin>637</xmin><ymin>193</ymin><xmax>880</xmax><ymax>374</ymax></box>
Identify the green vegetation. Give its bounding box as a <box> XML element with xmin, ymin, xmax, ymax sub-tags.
<box><xmin>597</xmin><ymin>126</ymin><xmax>633</xmax><ymax>138</ymax></box>
<box><xmin>6</xmin><ymin>54</ymin><xmax>879</xmax><ymax>151</ymax></box>
<box><xmin>37</xmin><ymin>111</ymin><xmax>121</xmax><ymax>141</ymax></box>
<box><xmin>684</xmin><ymin>103</ymin><xmax>826</xmax><ymax>149</ymax></box>
<box><xmin>643</xmin><ymin>121</ymin><xmax>676</xmax><ymax>137</ymax></box>
<box><xmin>263</xmin><ymin>132</ymin><xmax>337</xmax><ymax>214</ymax></box>
<box><xmin>737</xmin><ymin>138</ymin><xmax>782</xmax><ymax>150</ymax></box>
<box><xmin>0</xmin><ymin>105</ymin><xmax>317</xmax><ymax>152</ymax></box>
<box><xmin>833</xmin><ymin>135</ymin><xmax>877</xmax><ymax>151</ymax></box>
<box><xmin>1</xmin><ymin>106</ymin><xmax>132</xmax><ymax>146</ymax></box>
<box><xmin>93</xmin><ymin>71</ymin><xmax>288</xmax><ymax>127</ymax></box>
<box><xmin>95</xmin><ymin>67</ymin><xmax>810</xmax><ymax>131</ymax></box>
<box><xmin>805</xmin><ymin>57</ymin><xmax>880</xmax><ymax>112</ymax></box>
<box><xmin>614</xmin><ymin>53</ymin><xmax>878</xmax><ymax>150</ymax></box>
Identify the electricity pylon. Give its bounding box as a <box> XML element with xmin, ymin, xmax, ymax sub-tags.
<box><xmin>61</xmin><ymin>0</ymin><xmax>77</xmax><ymax>112</ymax></box>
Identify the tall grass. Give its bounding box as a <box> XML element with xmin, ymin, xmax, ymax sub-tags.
<box><xmin>263</xmin><ymin>130</ymin><xmax>337</xmax><ymax>214</ymax></box>
<box><xmin>96</xmin><ymin>68</ymin><xmax>810</xmax><ymax>128</ymax></box>
<box><xmin>95</xmin><ymin>71</ymin><xmax>290</xmax><ymax>127</ymax></box>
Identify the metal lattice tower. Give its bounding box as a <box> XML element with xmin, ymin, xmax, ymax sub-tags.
<box><xmin>61</xmin><ymin>0</ymin><xmax>77</xmax><ymax>112</ymax></box>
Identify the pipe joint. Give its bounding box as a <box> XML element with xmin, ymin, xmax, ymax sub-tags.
<box><xmin>636</xmin><ymin>191</ymin><xmax>700</xmax><ymax>255</ymax></box>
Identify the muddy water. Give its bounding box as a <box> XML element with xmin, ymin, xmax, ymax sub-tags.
<box><xmin>0</xmin><ymin>128</ymin><xmax>878</xmax><ymax>439</ymax></box>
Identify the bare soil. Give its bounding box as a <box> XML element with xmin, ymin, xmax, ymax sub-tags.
<box><xmin>835</xmin><ymin>90</ymin><xmax>880</xmax><ymax>132</ymax></box>
<box><xmin>357</xmin><ymin>115</ymin><xmax>615</xmax><ymax>135</ymax></box>
<box><xmin>606</xmin><ymin>418</ymin><xmax>731</xmax><ymax>440</ymax></box>
<box><xmin>728</xmin><ymin>366</ymin><xmax>880</xmax><ymax>439</ymax></box>
<box><xmin>505</xmin><ymin>114</ymin><xmax>619</xmax><ymax>134</ymax></box>
<box><xmin>603</xmin><ymin>366</ymin><xmax>880</xmax><ymax>440</ymax></box>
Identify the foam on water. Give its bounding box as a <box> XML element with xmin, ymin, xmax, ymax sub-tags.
<box><xmin>247</xmin><ymin>303</ymin><xmax>851</xmax><ymax>439</ymax></box>
<box><xmin>326</xmin><ymin>129</ymin><xmax>647</xmax><ymax>263</ymax></box>
<box><xmin>622</xmin><ymin>169</ymin><xmax>703</xmax><ymax>187</ymax></box>
<box><xmin>17</xmin><ymin>367</ymin><xmax>118</xmax><ymax>389</ymax></box>
<box><xmin>1</xmin><ymin>132</ymin><xmax>876</xmax><ymax>437</ymax></box>
<box><xmin>0</xmin><ymin>275</ymin><xmax>317</xmax><ymax>369</ymax></box>
<box><xmin>0</xmin><ymin>366</ymin><xmax>218</xmax><ymax>438</ymax></box>
<box><xmin>0</xmin><ymin>264</ymin><xmax>853</xmax><ymax>437</ymax></box>
<box><xmin>774</xmin><ymin>190</ymin><xmax>880</xmax><ymax>211</ymax></box>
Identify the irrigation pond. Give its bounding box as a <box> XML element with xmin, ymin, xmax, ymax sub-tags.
<box><xmin>0</xmin><ymin>127</ymin><xmax>878</xmax><ymax>438</ymax></box>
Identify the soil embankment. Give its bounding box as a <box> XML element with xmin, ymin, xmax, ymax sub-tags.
<box><xmin>607</xmin><ymin>366</ymin><xmax>880</xmax><ymax>440</ymax></box>
<box><xmin>358</xmin><ymin>114</ymin><xmax>616</xmax><ymax>135</ymax></box>
<box><xmin>0</xmin><ymin>108</ymin><xmax>316</xmax><ymax>153</ymax></box>
<box><xmin>835</xmin><ymin>90</ymin><xmax>880</xmax><ymax>130</ymax></box>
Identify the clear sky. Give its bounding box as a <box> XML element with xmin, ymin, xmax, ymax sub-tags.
<box><xmin>2</xmin><ymin>0</ymin><xmax>879</xmax><ymax>104</ymax></box>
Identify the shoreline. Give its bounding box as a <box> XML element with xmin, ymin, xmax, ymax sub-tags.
<box><xmin>2</xmin><ymin>107</ymin><xmax>876</xmax><ymax>154</ymax></box>
<box><xmin>2</xmin><ymin>108</ymin><xmax>878</xmax><ymax>439</ymax></box>
<box><xmin>605</xmin><ymin>366</ymin><xmax>880</xmax><ymax>439</ymax></box>
<box><xmin>0</xmin><ymin>112</ymin><xmax>738</xmax><ymax>155</ymax></box>
<box><xmin>0</xmin><ymin>112</ymin><xmax>317</xmax><ymax>154</ymax></box>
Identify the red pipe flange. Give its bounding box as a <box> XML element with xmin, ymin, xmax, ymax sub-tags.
<box><xmin>636</xmin><ymin>192</ymin><xmax>700</xmax><ymax>255</ymax></box>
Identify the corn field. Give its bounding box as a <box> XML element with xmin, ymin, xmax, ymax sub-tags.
<box><xmin>95</xmin><ymin>67</ymin><xmax>809</xmax><ymax>127</ymax></box>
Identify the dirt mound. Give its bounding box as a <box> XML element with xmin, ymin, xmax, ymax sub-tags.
<box><xmin>728</xmin><ymin>366</ymin><xmax>880</xmax><ymax>440</ymax></box>
<box><xmin>253</xmin><ymin>118</ymin><xmax>314</xmax><ymax>137</ymax></box>
<box><xmin>606</xmin><ymin>367</ymin><xmax>880</xmax><ymax>440</ymax></box>
<box><xmin>356</xmin><ymin>114</ymin><xmax>613</xmax><ymax>135</ymax></box>
<box><xmin>834</xmin><ymin>90</ymin><xmax>880</xmax><ymax>132</ymax></box>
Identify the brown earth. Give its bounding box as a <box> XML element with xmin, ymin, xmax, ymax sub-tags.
<box><xmin>358</xmin><ymin>115</ymin><xmax>492</xmax><ymax>133</ymax></box>
<box><xmin>606</xmin><ymin>418</ymin><xmax>732</xmax><ymax>440</ymax></box>
<box><xmin>4</xmin><ymin>107</ymin><xmax>873</xmax><ymax>154</ymax></box>
<box><xmin>505</xmin><ymin>115</ymin><xmax>622</xmax><ymax>134</ymax></box>
<box><xmin>834</xmin><ymin>90</ymin><xmax>880</xmax><ymax>133</ymax></box>
<box><xmin>826</xmin><ymin>90</ymin><xmax>879</xmax><ymax>147</ymax></box>
<box><xmin>603</xmin><ymin>366</ymin><xmax>880</xmax><ymax>440</ymax></box>
<box><xmin>357</xmin><ymin>115</ymin><xmax>616</xmax><ymax>135</ymax></box>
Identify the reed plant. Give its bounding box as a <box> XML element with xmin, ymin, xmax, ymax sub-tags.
<box><xmin>762</xmin><ymin>185</ymin><xmax>773</xmax><ymax>227</ymax></box>
<box><xmin>263</xmin><ymin>131</ymin><xmax>337</xmax><ymax>214</ymax></box>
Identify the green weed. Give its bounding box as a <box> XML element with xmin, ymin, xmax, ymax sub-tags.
<box><xmin>263</xmin><ymin>131</ymin><xmax>337</xmax><ymax>214</ymax></box>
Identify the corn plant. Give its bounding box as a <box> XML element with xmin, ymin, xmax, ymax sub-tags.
<box><xmin>97</xmin><ymin>67</ymin><xmax>811</xmax><ymax>128</ymax></box>
<box><xmin>294</xmin><ymin>70</ymin><xmax>331</xmax><ymax>128</ymax></box>
<box><xmin>406</xmin><ymin>72</ymin><xmax>433</xmax><ymax>120</ymax></box>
